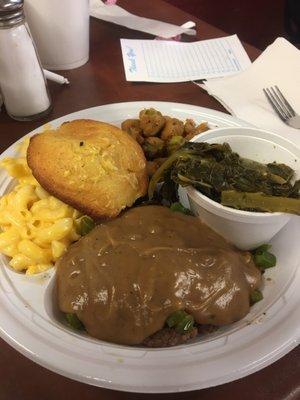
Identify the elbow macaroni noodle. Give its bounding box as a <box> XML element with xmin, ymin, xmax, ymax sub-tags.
<box><xmin>0</xmin><ymin>139</ymin><xmax>82</xmax><ymax>275</ymax></box>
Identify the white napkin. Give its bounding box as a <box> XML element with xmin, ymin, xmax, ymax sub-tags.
<box><xmin>89</xmin><ymin>0</ymin><xmax>196</xmax><ymax>38</ymax></box>
<box><xmin>198</xmin><ymin>38</ymin><xmax>300</xmax><ymax>147</ymax></box>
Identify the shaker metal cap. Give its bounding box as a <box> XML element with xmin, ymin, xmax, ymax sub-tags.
<box><xmin>0</xmin><ymin>0</ymin><xmax>24</xmax><ymax>27</ymax></box>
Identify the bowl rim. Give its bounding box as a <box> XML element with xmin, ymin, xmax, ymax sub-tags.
<box><xmin>187</xmin><ymin>126</ymin><xmax>300</xmax><ymax>220</ymax></box>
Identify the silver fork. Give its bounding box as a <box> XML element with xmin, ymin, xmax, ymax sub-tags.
<box><xmin>263</xmin><ymin>85</ymin><xmax>300</xmax><ymax>129</ymax></box>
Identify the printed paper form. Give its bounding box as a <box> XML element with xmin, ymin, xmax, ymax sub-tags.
<box><xmin>120</xmin><ymin>35</ymin><xmax>251</xmax><ymax>82</ymax></box>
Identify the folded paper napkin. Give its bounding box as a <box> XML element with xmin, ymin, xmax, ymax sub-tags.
<box><xmin>89</xmin><ymin>0</ymin><xmax>196</xmax><ymax>38</ymax></box>
<box><xmin>198</xmin><ymin>38</ymin><xmax>300</xmax><ymax>147</ymax></box>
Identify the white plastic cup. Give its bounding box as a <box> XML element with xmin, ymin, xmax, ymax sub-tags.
<box><xmin>24</xmin><ymin>0</ymin><xmax>90</xmax><ymax>70</ymax></box>
<box><xmin>186</xmin><ymin>127</ymin><xmax>300</xmax><ymax>250</ymax></box>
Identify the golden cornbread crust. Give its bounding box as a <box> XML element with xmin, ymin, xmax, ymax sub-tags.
<box><xmin>27</xmin><ymin>119</ymin><xmax>148</xmax><ymax>219</ymax></box>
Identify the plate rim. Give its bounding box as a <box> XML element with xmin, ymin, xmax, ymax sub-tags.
<box><xmin>0</xmin><ymin>101</ymin><xmax>299</xmax><ymax>393</ymax></box>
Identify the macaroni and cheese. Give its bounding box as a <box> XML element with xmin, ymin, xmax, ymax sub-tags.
<box><xmin>0</xmin><ymin>139</ymin><xmax>82</xmax><ymax>275</ymax></box>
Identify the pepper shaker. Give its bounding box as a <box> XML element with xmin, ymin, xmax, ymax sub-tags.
<box><xmin>0</xmin><ymin>0</ymin><xmax>52</xmax><ymax>121</ymax></box>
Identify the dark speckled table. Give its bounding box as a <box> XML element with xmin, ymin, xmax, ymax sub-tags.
<box><xmin>0</xmin><ymin>1</ymin><xmax>298</xmax><ymax>399</ymax></box>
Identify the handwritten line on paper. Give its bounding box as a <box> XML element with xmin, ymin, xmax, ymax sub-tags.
<box><xmin>120</xmin><ymin>35</ymin><xmax>251</xmax><ymax>83</ymax></box>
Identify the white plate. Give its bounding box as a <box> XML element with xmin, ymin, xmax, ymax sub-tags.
<box><xmin>0</xmin><ymin>101</ymin><xmax>299</xmax><ymax>393</ymax></box>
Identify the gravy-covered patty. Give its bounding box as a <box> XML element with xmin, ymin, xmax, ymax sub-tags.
<box><xmin>57</xmin><ymin>206</ymin><xmax>261</xmax><ymax>345</ymax></box>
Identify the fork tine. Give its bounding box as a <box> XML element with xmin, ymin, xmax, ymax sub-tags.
<box><xmin>274</xmin><ymin>86</ymin><xmax>296</xmax><ymax>117</ymax></box>
<box><xmin>263</xmin><ymin>88</ymin><xmax>287</xmax><ymax>122</ymax></box>
<box><xmin>268</xmin><ymin>87</ymin><xmax>290</xmax><ymax>119</ymax></box>
<box><xmin>270</xmin><ymin>87</ymin><xmax>293</xmax><ymax>118</ymax></box>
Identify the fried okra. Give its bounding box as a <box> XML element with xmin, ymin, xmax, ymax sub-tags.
<box><xmin>185</xmin><ymin>121</ymin><xmax>209</xmax><ymax>140</ymax></box>
<box><xmin>121</xmin><ymin>118</ymin><xmax>144</xmax><ymax>144</ymax></box>
<box><xmin>184</xmin><ymin>119</ymin><xmax>196</xmax><ymax>136</ymax></box>
<box><xmin>142</xmin><ymin>137</ymin><xmax>165</xmax><ymax>159</ymax></box>
<box><xmin>139</xmin><ymin>108</ymin><xmax>166</xmax><ymax>137</ymax></box>
<box><xmin>160</xmin><ymin>118</ymin><xmax>184</xmax><ymax>141</ymax></box>
<box><xmin>146</xmin><ymin>160</ymin><xmax>160</xmax><ymax>177</ymax></box>
<box><xmin>166</xmin><ymin>135</ymin><xmax>186</xmax><ymax>155</ymax></box>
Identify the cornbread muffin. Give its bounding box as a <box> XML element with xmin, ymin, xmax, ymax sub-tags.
<box><xmin>27</xmin><ymin>119</ymin><xmax>148</xmax><ymax>219</ymax></box>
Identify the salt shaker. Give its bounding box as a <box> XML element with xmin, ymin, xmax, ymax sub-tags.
<box><xmin>0</xmin><ymin>0</ymin><xmax>51</xmax><ymax>121</ymax></box>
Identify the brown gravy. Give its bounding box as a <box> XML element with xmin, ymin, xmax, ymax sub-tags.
<box><xmin>57</xmin><ymin>206</ymin><xmax>261</xmax><ymax>345</ymax></box>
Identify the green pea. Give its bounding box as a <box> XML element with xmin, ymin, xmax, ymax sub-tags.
<box><xmin>170</xmin><ymin>202</ymin><xmax>193</xmax><ymax>215</ymax></box>
<box><xmin>254</xmin><ymin>244</ymin><xmax>271</xmax><ymax>253</ymax></box>
<box><xmin>175</xmin><ymin>315</ymin><xmax>195</xmax><ymax>334</ymax></box>
<box><xmin>75</xmin><ymin>215</ymin><xmax>95</xmax><ymax>236</ymax></box>
<box><xmin>166</xmin><ymin>310</ymin><xmax>195</xmax><ymax>334</ymax></box>
<box><xmin>252</xmin><ymin>243</ymin><xmax>276</xmax><ymax>270</ymax></box>
<box><xmin>66</xmin><ymin>313</ymin><xmax>84</xmax><ymax>330</ymax></box>
<box><xmin>166</xmin><ymin>310</ymin><xmax>187</xmax><ymax>328</ymax></box>
<box><xmin>250</xmin><ymin>289</ymin><xmax>263</xmax><ymax>305</ymax></box>
<box><xmin>254</xmin><ymin>252</ymin><xmax>276</xmax><ymax>270</ymax></box>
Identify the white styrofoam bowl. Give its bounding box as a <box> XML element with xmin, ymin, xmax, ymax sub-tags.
<box><xmin>187</xmin><ymin>127</ymin><xmax>300</xmax><ymax>250</ymax></box>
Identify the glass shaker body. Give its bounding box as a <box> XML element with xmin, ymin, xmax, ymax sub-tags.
<box><xmin>0</xmin><ymin>3</ymin><xmax>52</xmax><ymax>121</ymax></box>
